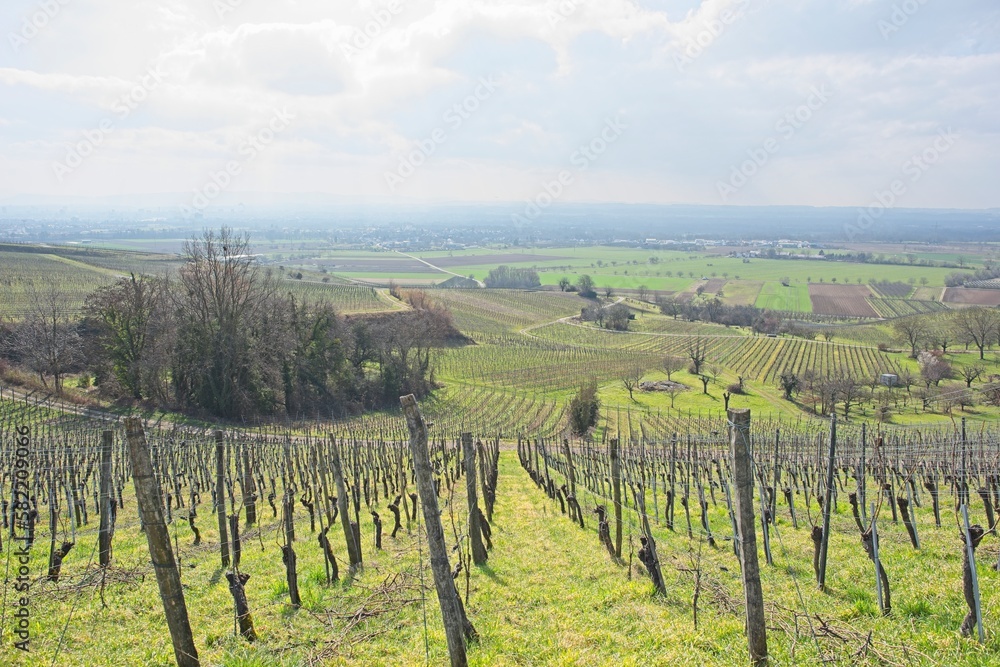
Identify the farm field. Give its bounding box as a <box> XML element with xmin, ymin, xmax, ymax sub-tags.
<box><xmin>716</xmin><ymin>279</ymin><xmax>764</xmax><ymax>306</ymax></box>
<box><xmin>808</xmin><ymin>283</ymin><xmax>879</xmax><ymax>318</ymax></box>
<box><xmin>755</xmin><ymin>282</ymin><xmax>812</xmax><ymax>312</ymax></box>
<box><xmin>943</xmin><ymin>288</ymin><xmax>1000</xmax><ymax>306</ymax></box>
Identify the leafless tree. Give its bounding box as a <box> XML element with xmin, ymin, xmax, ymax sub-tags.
<box><xmin>662</xmin><ymin>355</ymin><xmax>684</xmax><ymax>381</ymax></box>
<box><xmin>959</xmin><ymin>362</ymin><xmax>985</xmax><ymax>388</ymax></box>
<box><xmin>665</xmin><ymin>383</ymin><xmax>683</xmax><ymax>408</ymax></box>
<box><xmin>657</xmin><ymin>296</ymin><xmax>680</xmax><ymax>320</ymax></box>
<box><xmin>954</xmin><ymin>307</ymin><xmax>1000</xmax><ymax>360</ymax></box>
<box><xmin>893</xmin><ymin>317</ymin><xmax>929</xmax><ymax>358</ymax></box>
<box><xmin>830</xmin><ymin>373</ymin><xmax>867</xmax><ymax>418</ymax></box>
<box><xmin>8</xmin><ymin>281</ymin><xmax>82</xmax><ymax>393</ymax></box>
<box><xmin>687</xmin><ymin>337</ymin><xmax>707</xmax><ymax>375</ymax></box>
<box><xmin>621</xmin><ymin>367</ymin><xmax>644</xmax><ymax>401</ymax></box>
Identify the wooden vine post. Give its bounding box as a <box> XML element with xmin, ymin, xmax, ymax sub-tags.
<box><xmin>729</xmin><ymin>408</ymin><xmax>767</xmax><ymax>667</ymax></box>
<box><xmin>462</xmin><ymin>433</ymin><xmax>488</xmax><ymax>566</ymax></box>
<box><xmin>215</xmin><ymin>431</ymin><xmax>230</xmax><ymax>569</ymax></box>
<box><xmin>610</xmin><ymin>437</ymin><xmax>623</xmax><ymax>559</ymax></box>
<box><xmin>98</xmin><ymin>430</ymin><xmax>113</xmax><ymax>567</ymax></box>
<box><xmin>402</xmin><ymin>395</ymin><xmax>477</xmax><ymax>667</ymax></box>
<box><xmin>817</xmin><ymin>414</ymin><xmax>837</xmax><ymax>591</ymax></box>
<box><xmin>329</xmin><ymin>436</ymin><xmax>363</xmax><ymax>569</ymax></box>
<box><xmin>126</xmin><ymin>418</ymin><xmax>200</xmax><ymax>667</ymax></box>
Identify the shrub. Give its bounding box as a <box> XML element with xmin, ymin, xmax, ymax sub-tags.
<box><xmin>569</xmin><ymin>378</ymin><xmax>600</xmax><ymax>436</ymax></box>
<box><xmin>727</xmin><ymin>382</ymin><xmax>744</xmax><ymax>395</ymax></box>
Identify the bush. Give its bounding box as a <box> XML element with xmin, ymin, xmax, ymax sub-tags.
<box><xmin>569</xmin><ymin>378</ymin><xmax>600</xmax><ymax>436</ymax></box>
<box><xmin>727</xmin><ymin>382</ymin><xmax>744</xmax><ymax>395</ymax></box>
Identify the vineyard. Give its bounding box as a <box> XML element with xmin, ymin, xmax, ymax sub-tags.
<box><xmin>5</xmin><ymin>387</ymin><xmax>1000</xmax><ymax>666</ymax></box>
<box><xmin>522</xmin><ymin>321</ymin><xmax>900</xmax><ymax>386</ymax></box>
<box><xmin>867</xmin><ymin>297</ymin><xmax>949</xmax><ymax>319</ymax></box>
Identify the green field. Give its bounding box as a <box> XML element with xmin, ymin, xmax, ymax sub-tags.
<box><xmin>754</xmin><ymin>282</ymin><xmax>812</xmax><ymax>312</ymax></box>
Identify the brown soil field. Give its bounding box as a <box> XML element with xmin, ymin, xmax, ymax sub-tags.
<box><xmin>808</xmin><ymin>283</ymin><xmax>878</xmax><ymax>317</ymax></box>
<box><xmin>942</xmin><ymin>287</ymin><xmax>1000</xmax><ymax>306</ymax></box>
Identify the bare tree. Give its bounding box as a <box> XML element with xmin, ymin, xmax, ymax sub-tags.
<box><xmin>665</xmin><ymin>383</ymin><xmax>683</xmax><ymax>408</ymax></box>
<box><xmin>8</xmin><ymin>281</ymin><xmax>82</xmax><ymax>393</ymax></box>
<box><xmin>658</xmin><ymin>296</ymin><xmax>680</xmax><ymax>320</ymax></box>
<box><xmin>621</xmin><ymin>367</ymin><xmax>644</xmax><ymax>401</ymax></box>
<box><xmin>687</xmin><ymin>337</ymin><xmax>707</xmax><ymax>375</ymax></box>
<box><xmin>954</xmin><ymin>307</ymin><xmax>1000</xmax><ymax>360</ymax></box>
<box><xmin>637</xmin><ymin>284</ymin><xmax>649</xmax><ymax>303</ymax></box>
<box><xmin>959</xmin><ymin>362</ymin><xmax>986</xmax><ymax>388</ymax></box>
<box><xmin>893</xmin><ymin>317</ymin><xmax>929</xmax><ymax>358</ymax></box>
<box><xmin>172</xmin><ymin>227</ymin><xmax>282</xmax><ymax>419</ymax></box>
<box><xmin>831</xmin><ymin>374</ymin><xmax>866</xmax><ymax>418</ymax></box>
<box><xmin>662</xmin><ymin>355</ymin><xmax>684</xmax><ymax>381</ymax></box>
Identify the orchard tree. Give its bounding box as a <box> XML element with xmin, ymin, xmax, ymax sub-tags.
<box><xmin>662</xmin><ymin>355</ymin><xmax>684</xmax><ymax>381</ymax></box>
<box><xmin>687</xmin><ymin>337</ymin><xmax>707</xmax><ymax>374</ymax></box>
<box><xmin>954</xmin><ymin>307</ymin><xmax>1000</xmax><ymax>360</ymax></box>
<box><xmin>960</xmin><ymin>362</ymin><xmax>985</xmax><ymax>388</ymax></box>
<box><xmin>893</xmin><ymin>317</ymin><xmax>929</xmax><ymax>358</ymax></box>
<box><xmin>621</xmin><ymin>367</ymin><xmax>643</xmax><ymax>401</ymax></box>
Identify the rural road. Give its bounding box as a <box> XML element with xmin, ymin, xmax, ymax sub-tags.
<box><xmin>395</xmin><ymin>251</ymin><xmax>486</xmax><ymax>287</ymax></box>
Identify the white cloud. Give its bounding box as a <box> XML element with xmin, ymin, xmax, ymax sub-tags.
<box><xmin>0</xmin><ymin>0</ymin><xmax>997</xmax><ymax>207</ymax></box>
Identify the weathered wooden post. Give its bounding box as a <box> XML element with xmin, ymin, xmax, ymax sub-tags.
<box><xmin>402</xmin><ymin>395</ymin><xmax>477</xmax><ymax>667</ymax></box>
<box><xmin>215</xmin><ymin>431</ymin><xmax>230</xmax><ymax>568</ymax></box>
<box><xmin>729</xmin><ymin>408</ymin><xmax>767</xmax><ymax>667</ymax></box>
<box><xmin>241</xmin><ymin>444</ymin><xmax>256</xmax><ymax>528</ymax></box>
<box><xmin>462</xmin><ymin>433</ymin><xmax>488</xmax><ymax>566</ymax></box>
<box><xmin>126</xmin><ymin>418</ymin><xmax>199</xmax><ymax>667</ymax></box>
<box><xmin>817</xmin><ymin>414</ymin><xmax>837</xmax><ymax>591</ymax></box>
<box><xmin>610</xmin><ymin>437</ymin><xmax>623</xmax><ymax>559</ymax></box>
<box><xmin>99</xmin><ymin>430</ymin><xmax>113</xmax><ymax>567</ymax></box>
<box><xmin>329</xmin><ymin>436</ymin><xmax>362</xmax><ymax>568</ymax></box>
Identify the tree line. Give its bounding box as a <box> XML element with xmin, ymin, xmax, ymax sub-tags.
<box><xmin>0</xmin><ymin>228</ymin><xmax>460</xmax><ymax>420</ymax></box>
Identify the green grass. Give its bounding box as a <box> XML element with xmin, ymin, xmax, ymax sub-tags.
<box><xmin>9</xmin><ymin>446</ymin><xmax>1000</xmax><ymax>666</ymax></box>
<box><xmin>755</xmin><ymin>282</ymin><xmax>812</xmax><ymax>312</ymax></box>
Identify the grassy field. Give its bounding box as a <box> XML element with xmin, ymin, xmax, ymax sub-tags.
<box><xmin>755</xmin><ymin>282</ymin><xmax>812</xmax><ymax>312</ymax></box>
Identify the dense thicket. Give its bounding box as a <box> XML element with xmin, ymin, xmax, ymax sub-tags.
<box><xmin>2</xmin><ymin>228</ymin><xmax>460</xmax><ymax>420</ymax></box>
<box><xmin>484</xmin><ymin>265</ymin><xmax>541</xmax><ymax>289</ymax></box>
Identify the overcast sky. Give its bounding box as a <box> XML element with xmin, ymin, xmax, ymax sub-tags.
<box><xmin>1</xmin><ymin>0</ymin><xmax>997</xmax><ymax>211</ymax></box>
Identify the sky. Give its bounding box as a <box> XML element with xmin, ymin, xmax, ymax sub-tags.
<box><xmin>0</xmin><ymin>0</ymin><xmax>998</xmax><ymax>213</ymax></box>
